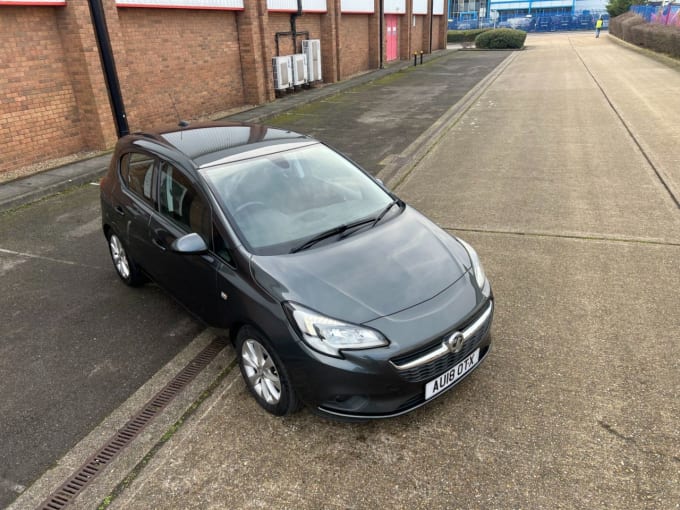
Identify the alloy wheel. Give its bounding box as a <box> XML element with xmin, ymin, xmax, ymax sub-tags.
<box><xmin>241</xmin><ymin>338</ymin><xmax>282</xmax><ymax>405</ymax></box>
<box><xmin>109</xmin><ymin>234</ymin><xmax>131</xmax><ymax>280</ymax></box>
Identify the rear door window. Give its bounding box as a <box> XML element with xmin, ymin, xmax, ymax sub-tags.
<box><xmin>120</xmin><ymin>152</ymin><xmax>156</xmax><ymax>207</ymax></box>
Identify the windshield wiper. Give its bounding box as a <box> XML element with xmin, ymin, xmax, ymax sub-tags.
<box><xmin>290</xmin><ymin>200</ymin><xmax>403</xmax><ymax>253</ymax></box>
<box><xmin>338</xmin><ymin>198</ymin><xmax>403</xmax><ymax>241</ymax></box>
<box><xmin>290</xmin><ymin>217</ymin><xmax>376</xmax><ymax>253</ymax></box>
<box><xmin>370</xmin><ymin>198</ymin><xmax>402</xmax><ymax>229</ymax></box>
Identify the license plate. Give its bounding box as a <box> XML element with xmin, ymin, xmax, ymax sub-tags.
<box><xmin>425</xmin><ymin>349</ymin><xmax>480</xmax><ymax>400</ymax></box>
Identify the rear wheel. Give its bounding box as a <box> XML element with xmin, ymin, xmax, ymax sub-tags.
<box><xmin>236</xmin><ymin>326</ymin><xmax>300</xmax><ymax>416</ymax></box>
<box><xmin>107</xmin><ymin>232</ymin><xmax>145</xmax><ymax>286</ymax></box>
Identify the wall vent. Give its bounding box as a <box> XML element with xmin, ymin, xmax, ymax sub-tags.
<box><xmin>290</xmin><ymin>54</ymin><xmax>308</xmax><ymax>86</ymax></box>
<box><xmin>272</xmin><ymin>56</ymin><xmax>292</xmax><ymax>90</ymax></box>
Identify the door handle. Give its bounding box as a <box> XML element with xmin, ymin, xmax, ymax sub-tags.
<box><xmin>152</xmin><ymin>238</ymin><xmax>167</xmax><ymax>252</ymax></box>
<box><xmin>114</xmin><ymin>205</ymin><xmax>125</xmax><ymax>216</ymax></box>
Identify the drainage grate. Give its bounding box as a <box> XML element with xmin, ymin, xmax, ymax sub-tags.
<box><xmin>38</xmin><ymin>336</ymin><xmax>228</xmax><ymax>510</ymax></box>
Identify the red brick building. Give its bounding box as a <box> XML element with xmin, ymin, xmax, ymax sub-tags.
<box><xmin>0</xmin><ymin>0</ymin><xmax>447</xmax><ymax>175</ymax></box>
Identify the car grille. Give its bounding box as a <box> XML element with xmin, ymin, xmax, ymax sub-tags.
<box><xmin>391</xmin><ymin>305</ymin><xmax>492</xmax><ymax>383</ymax></box>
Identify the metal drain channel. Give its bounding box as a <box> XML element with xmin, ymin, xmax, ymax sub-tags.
<box><xmin>39</xmin><ymin>336</ymin><xmax>228</xmax><ymax>510</ymax></box>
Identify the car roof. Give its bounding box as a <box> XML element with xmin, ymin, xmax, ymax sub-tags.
<box><xmin>128</xmin><ymin>121</ymin><xmax>316</xmax><ymax>169</ymax></box>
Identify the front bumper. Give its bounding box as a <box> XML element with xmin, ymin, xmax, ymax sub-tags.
<box><xmin>286</xmin><ymin>299</ymin><xmax>494</xmax><ymax>420</ymax></box>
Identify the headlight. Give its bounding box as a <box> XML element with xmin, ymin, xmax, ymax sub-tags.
<box><xmin>457</xmin><ymin>238</ymin><xmax>488</xmax><ymax>291</ymax></box>
<box><xmin>284</xmin><ymin>303</ymin><xmax>388</xmax><ymax>358</ymax></box>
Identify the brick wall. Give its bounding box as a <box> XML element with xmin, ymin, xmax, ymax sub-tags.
<box><xmin>0</xmin><ymin>7</ymin><xmax>84</xmax><ymax>172</ymax></box>
<box><xmin>115</xmin><ymin>9</ymin><xmax>245</xmax><ymax>130</ymax></box>
<box><xmin>265</xmin><ymin>13</ymin><xmax>322</xmax><ymax>58</ymax></box>
<box><xmin>237</xmin><ymin>1</ymin><xmax>273</xmax><ymax>106</ymax></box>
<box><xmin>412</xmin><ymin>15</ymin><xmax>425</xmax><ymax>54</ymax></box>
<box><xmin>57</xmin><ymin>0</ymin><xmax>118</xmax><ymax>150</ymax></box>
<box><xmin>433</xmin><ymin>15</ymin><xmax>444</xmax><ymax>50</ymax></box>
<box><xmin>339</xmin><ymin>14</ymin><xmax>370</xmax><ymax>78</ymax></box>
<box><xmin>398</xmin><ymin>13</ymin><xmax>408</xmax><ymax>61</ymax></box>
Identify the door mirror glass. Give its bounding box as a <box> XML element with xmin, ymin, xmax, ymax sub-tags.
<box><xmin>171</xmin><ymin>233</ymin><xmax>208</xmax><ymax>254</ymax></box>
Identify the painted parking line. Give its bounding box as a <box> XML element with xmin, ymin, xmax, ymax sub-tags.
<box><xmin>0</xmin><ymin>478</ymin><xmax>25</xmax><ymax>497</ymax></box>
<box><xmin>0</xmin><ymin>247</ymin><xmax>105</xmax><ymax>270</ymax></box>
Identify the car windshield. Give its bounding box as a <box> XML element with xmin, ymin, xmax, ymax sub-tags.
<box><xmin>201</xmin><ymin>143</ymin><xmax>395</xmax><ymax>255</ymax></box>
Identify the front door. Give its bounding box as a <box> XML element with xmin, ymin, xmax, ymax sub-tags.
<box><xmin>386</xmin><ymin>15</ymin><xmax>399</xmax><ymax>61</ymax></box>
<box><xmin>149</xmin><ymin>160</ymin><xmax>221</xmax><ymax>322</ymax></box>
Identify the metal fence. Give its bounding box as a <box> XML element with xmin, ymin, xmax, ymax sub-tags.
<box><xmin>631</xmin><ymin>4</ymin><xmax>680</xmax><ymax>26</ymax></box>
<box><xmin>448</xmin><ymin>9</ymin><xmax>609</xmax><ymax>32</ymax></box>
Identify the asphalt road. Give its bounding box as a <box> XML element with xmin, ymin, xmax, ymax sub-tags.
<box><xmin>0</xmin><ymin>187</ymin><xmax>204</xmax><ymax>507</ymax></box>
<box><xmin>266</xmin><ymin>51</ymin><xmax>511</xmax><ymax>175</ymax></box>
<box><xmin>0</xmin><ymin>49</ymin><xmax>509</xmax><ymax>508</ymax></box>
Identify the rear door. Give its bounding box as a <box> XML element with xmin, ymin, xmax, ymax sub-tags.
<box><xmin>115</xmin><ymin>151</ymin><xmax>158</xmax><ymax>273</ymax></box>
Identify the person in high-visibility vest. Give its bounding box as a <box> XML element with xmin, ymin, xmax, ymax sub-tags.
<box><xmin>595</xmin><ymin>16</ymin><xmax>604</xmax><ymax>38</ymax></box>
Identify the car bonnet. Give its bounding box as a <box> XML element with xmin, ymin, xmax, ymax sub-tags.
<box><xmin>250</xmin><ymin>206</ymin><xmax>472</xmax><ymax>324</ymax></box>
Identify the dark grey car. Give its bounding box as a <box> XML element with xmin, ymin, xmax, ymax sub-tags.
<box><xmin>100</xmin><ymin>121</ymin><xmax>494</xmax><ymax>419</ymax></box>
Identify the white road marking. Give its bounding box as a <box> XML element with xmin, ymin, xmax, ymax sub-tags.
<box><xmin>0</xmin><ymin>247</ymin><xmax>105</xmax><ymax>270</ymax></box>
<box><xmin>66</xmin><ymin>217</ymin><xmax>101</xmax><ymax>239</ymax></box>
<box><xmin>0</xmin><ymin>257</ymin><xmax>27</xmax><ymax>276</ymax></box>
<box><xmin>0</xmin><ymin>477</ymin><xmax>26</xmax><ymax>495</ymax></box>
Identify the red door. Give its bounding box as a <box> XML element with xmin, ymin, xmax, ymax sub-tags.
<box><xmin>385</xmin><ymin>15</ymin><xmax>398</xmax><ymax>61</ymax></box>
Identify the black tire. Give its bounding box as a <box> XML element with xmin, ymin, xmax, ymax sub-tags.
<box><xmin>107</xmin><ymin>231</ymin><xmax>145</xmax><ymax>287</ymax></box>
<box><xmin>235</xmin><ymin>325</ymin><xmax>300</xmax><ymax>416</ymax></box>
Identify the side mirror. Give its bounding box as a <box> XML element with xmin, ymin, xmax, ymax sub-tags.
<box><xmin>171</xmin><ymin>233</ymin><xmax>208</xmax><ymax>255</ymax></box>
<box><xmin>375</xmin><ymin>177</ymin><xmax>387</xmax><ymax>189</ymax></box>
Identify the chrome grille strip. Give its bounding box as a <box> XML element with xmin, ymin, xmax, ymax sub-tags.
<box><xmin>390</xmin><ymin>301</ymin><xmax>493</xmax><ymax>371</ymax></box>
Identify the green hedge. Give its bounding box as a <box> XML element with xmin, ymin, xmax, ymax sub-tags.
<box><xmin>609</xmin><ymin>11</ymin><xmax>645</xmax><ymax>42</ymax></box>
<box><xmin>474</xmin><ymin>29</ymin><xmax>527</xmax><ymax>49</ymax></box>
<box><xmin>610</xmin><ymin>11</ymin><xmax>680</xmax><ymax>60</ymax></box>
<box><xmin>447</xmin><ymin>29</ymin><xmax>491</xmax><ymax>43</ymax></box>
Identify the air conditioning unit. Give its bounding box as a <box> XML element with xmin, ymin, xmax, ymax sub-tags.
<box><xmin>272</xmin><ymin>56</ymin><xmax>292</xmax><ymax>90</ymax></box>
<box><xmin>290</xmin><ymin>53</ymin><xmax>308</xmax><ymax>86</ymax></box>
<box><xmin>302</xmin><ymin>39</ymin><xmax>322</xmax><ymax>82</ymax></box>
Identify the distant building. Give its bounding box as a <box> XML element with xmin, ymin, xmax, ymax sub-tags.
<box><xmin>448</xmin><ymin>0</ymin><xmax>608</xmax><ymax>28</ymax></box>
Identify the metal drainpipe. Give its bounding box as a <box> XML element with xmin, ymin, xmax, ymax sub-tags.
<box><xmin>379</xmin><ymin>0</ymin><xmax>384</xmax><ymax>68</ymax></box>
<box><xmin>429</xmin><ymin>0</ymin><xmax>434</xmax><ymax>54</ymax></box>
<box><xmin>291</xmin><ymin>0</ymin><xmax>303</xmax><ymax>52</ymax></box>
<box><xmin>88</xmin><ymin>0</ymin><xmax>128</xmax><ymax>137</ymax></box>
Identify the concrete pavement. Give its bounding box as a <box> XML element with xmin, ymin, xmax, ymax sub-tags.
<box><xmin>7</xmin><ymin>33</ymin><xmax>680</xmax><ymax>509</ymax></box>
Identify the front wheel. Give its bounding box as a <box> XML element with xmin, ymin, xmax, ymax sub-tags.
<box><xmin>107</xmin><ymin>232</ymin><xmax>145</xmax><ymax>287</ymax></box>
<box><xmin>236</xmin><ymin>326</ymin><xmax>300</xmax><ymax>416</ymax></box>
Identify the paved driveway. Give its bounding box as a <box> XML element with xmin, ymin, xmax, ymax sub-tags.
<box><xmin>0</xmin><ymin>187</ymin><xmax>204</xmax><ymax>508</ymax></box>
<box><xmin>266</xmin><ymin>51</ymin><xmax>511</xmax><ymax>174</ymax></box>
